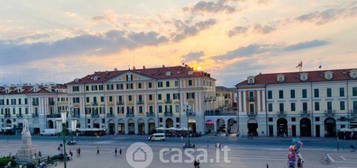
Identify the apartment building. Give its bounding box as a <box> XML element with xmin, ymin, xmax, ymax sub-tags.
<box><xmin>0</xmin><ymin>84</ymin><xmax>66</xmax><ymax>134</ymax></box>
<box><xmin>236</xmin><ymin>69</ymin><xmax>357</xmax><ymax>137</ymax></box>
<box><xmin>66</xmin><ymin>65</ymin><xmax>216</xmax><ymax>135</ymax></box>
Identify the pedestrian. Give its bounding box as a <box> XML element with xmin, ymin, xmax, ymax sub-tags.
<box><xmin>69</xmin><ymin>150</ymin><xmax>73</xmax><ymax>159</ymax></box>
<box><xmin>119</xmin><ymin>149</ymin><xmax>122</xmax><ymax>155</ymax></box>
<box><xmin>77</xmin><ymin>148</ymin><xmax>81</xmax><ymax>156</ymax></box>
<box><xmin>115</xmin><ymin>148</ymin><xmax>117</xmax><ymax>156</ymax></box>
<box><xmin>38</xmin><ymin>151</ymin><xmax>42</xmax><ymax>157</ymax></box>
<box><xmin>97</xmin><ymin>147</ymin><xmax>100</xmax><ymax>155</ymax></box>
<box><xmin>57</xmin><ymin>146</ymin><xmax>61</xmax><ymax>151</ymax></box>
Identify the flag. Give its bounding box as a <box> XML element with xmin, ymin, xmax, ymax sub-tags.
<box><xmin>296</xmin><ymin>61</ymin><xmax>303</xmax><ymax>68</ymax></box>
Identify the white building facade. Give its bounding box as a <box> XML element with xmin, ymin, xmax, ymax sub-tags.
<box><xmin>0</xmin><ymin>85</ymin><xmax>67</xmax><ymax>134</ymax></box>
<box><xmin>237</xmin><ymin>69</ymin><xmax>357</xmax><ymax>137</ymax></box>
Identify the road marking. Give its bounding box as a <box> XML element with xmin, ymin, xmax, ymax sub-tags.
<box><xmin>339</xmin><ymin>155</ymin><xmax>346</xmax><ymax>161</ymax></box>
<box><xmin>326</xmin><ymin>153</ymin><xmax>335</xmax><ymax>162</ymax></box>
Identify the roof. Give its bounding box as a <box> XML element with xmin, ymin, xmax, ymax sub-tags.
<box><xmin>236</xmin><ymin>68</ymin><xmax>357</xmax><ymax>87</ymax></box>
<box><xmin>0</xmin><ymin>84</ymin><xmax>65</xmax><ymax>95</ymax></box>
<box><xmin>67</xmin><ymin>65</ymin><xmax>214</xmax><ymax>84</ymax></box>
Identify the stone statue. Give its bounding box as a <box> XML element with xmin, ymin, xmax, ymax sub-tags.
<box><xmin>16</xmin><ymin>120</ymin><xmax>37</xmax><ymax>163</ymax></box>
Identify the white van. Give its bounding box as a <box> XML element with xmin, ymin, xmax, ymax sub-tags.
<box><xmin>148</xmin><ymin>133</ymin><xmax>166</xmax><ymax>141</ymax></box>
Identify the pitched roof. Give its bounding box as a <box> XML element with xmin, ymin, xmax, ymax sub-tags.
<box><xmin>67</xmin><ymin>65</ymin><xmax>214</xmax><ymax>84</ymax></box>
<box><xmin>237</xmin><ymin>68</ymin><xmax>357</xmax><ymax>87</ymax></box>
<box><xmin>0</xmin><ymin>84</ymin><xmax>65</xmax><ymax>95</ymax></box>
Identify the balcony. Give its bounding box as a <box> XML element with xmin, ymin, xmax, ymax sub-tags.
<box><xmin>300</xmin><ymin>110</ymin><xmax>310</xmax><ymax>118</ymax></box>
<box><xmin>247</xmin><ymin>112</ymin><xmax>256</xmax><ymax>119</ymax></box>
<box><xmin>277</xmin><ymin>111</ymin><xmax>286</xmax><ymax>118</ymax></box>
<box><xmin>106</xmin><ymin>113</ymin><xmax>115</xmax><ymax>118</ymax></box>
<box><xmin>187</xmin><ymin>112</ymin><xmax>196</xmax><ymax>117</ymax></box>
<box><xmin>325</xmin><ymin>109</ymin><xmax>335</xmax><ymax>117</ymax></box>
<box><xmin>165</xmin><ymin>99</ymin><xmax>172</xmax><ymax>104</ymax></box>
<box><xmin>164</xmin><ymin>112</ymin><xmax>173</xmax><ymax>117</ymax></box>
<box><xmin>248</xmin><ymin>96</ymin><xmax>255</xmax><ymax>102</ymax></box>
<box><xmin>117</xmin><ymin>101</ymin><xmax>124</xmax><ymax>105</ymax></box>
<box><xmin>46</xmin><ymin>114</ymin><xmax>61</xmax><ymax>118</ymax></box>
<box><xmin>146</xmin><ymin>112</ymin><xmax>155</xmax><ymax>117</ymax></box>
<box><xmin>126</xmin><ymin>113</ymin><xmax>135</xmax><ymax>117</ymax></box>
<box><xmin>91</xmin><ymin>114</ymin><xmax>100</xmax><ymax>118</ymax></box>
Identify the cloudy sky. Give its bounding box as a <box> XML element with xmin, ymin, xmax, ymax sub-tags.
<box><xmin>0</xmin><ymin>0</ymin><xmax>356</xmax><ymax>87</ymax></box>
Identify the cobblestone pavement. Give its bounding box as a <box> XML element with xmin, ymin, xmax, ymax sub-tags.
<box><xmin>1</xmin><ymin>136</ymin><xmax>357</xmax><ymax>168</ymax></box>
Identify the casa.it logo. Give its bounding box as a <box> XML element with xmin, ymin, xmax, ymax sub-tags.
<box><xmin>126</xmin><ymin>142</ymin><xmax>153</xmax><ymax>168</ymax></box>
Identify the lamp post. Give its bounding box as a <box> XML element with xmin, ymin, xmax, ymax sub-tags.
<box><xmin>61</xmin><ymin>111</ymin><xmax>68</xmax><ymax>168</ymax></box>
<box><xmin>185</xmin><ymin>104</ymin><xmax>192</xmax><ymax>147</ymax></box>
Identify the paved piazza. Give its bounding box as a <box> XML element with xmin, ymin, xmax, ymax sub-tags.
<box><xmin>1</xmin><ymin>136</ymin><xmax>357</xmax><ymax>168</ymax></box>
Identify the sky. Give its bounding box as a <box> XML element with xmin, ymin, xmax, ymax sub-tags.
<box><xmin>0</xmin><ymin>0</ymin><xmax>356</xmax><ymax>87</ymax></box>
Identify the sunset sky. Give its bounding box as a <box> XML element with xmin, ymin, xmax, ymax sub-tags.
<box><xmin>0</xmin><ymin>0</ymin><xmax>356</xmax><ymax>87</ymax></box>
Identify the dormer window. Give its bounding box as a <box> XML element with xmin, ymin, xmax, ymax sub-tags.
<box><xmin>277</xmin><ymin>74</ymin><xmax>285</xmax><ymax>82</ymax></box>
<box><xmin>166</xmin><ymin>71</ymin><xmax>172</xmax><ymax>76</ymax></box>
<box><xmin>350</xmin><ymin>69</ymin><xmax>357</xmax><ymax>79</ymax></box>
<box><xmin>324</xmin><ymin>71</ymin><xmax>333</xmax><ymax>80</ymax></box>
<box><xmin>247</xmin><ymin>76</ymin><xmax>255</xmax><ymax>84</ymax></box>
<box><xmin>300</xmin><ymin>73</ymin><xmax>308</xmax><ymax>81</ymax></box>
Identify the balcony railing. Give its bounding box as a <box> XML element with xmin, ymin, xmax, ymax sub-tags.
<box><xmin>187</xmin><ymin>112</ymin><xmax>196</xmax><ymax>117</ymax></box>
<box><xmin>46</xmin><ymin>114</ymin><xmax>61</xmax><ymax>118</ymax></box>
<box><xmin>106</xmin><ymin>113</ymin><xmax>115</xmax><ymax>118</ymax></box>
<box><xmin>165</xmin><ymin>99</ymin><xmax>172</xmax><ymax>104</ymax></box>
<box><xmin>137</xmin><ymin>100</ymin><xmax>144</xmax><ymax>105</ymax></box>
<box><xmin>277</xmin><ymin>111</ymin><xmax>286</xmax><ymax>117</ymax></box>
<box><xmin>126</xmin><ymin>113</ymin><xmax>135</xmax><ymax>117</ymax></box>
<box><xmin>91</xmin><ymin>114</ymin><xmax>100</xmax><ymax>118</ymax></box>
<box><xmin>164</xmin><ymin>112</ymin><xmax>173</xmax><ymax>117</ymax></box>
<box><xmin>146</xmin><ymin>112</ymin><xmax>155</xmax><ymax>117</ymax></box>
<box><xmin>300</xmin><ymin>110</ymin><xmax>310</xmax><ymax>117</ymax></box>
<box><xmin>204</xmin><ymin>110</ymin><xmax>236</xmax><ymax>116</ymax></box>
<box><xmin>247</xmin><ymin>112</ymin><xmax>256</xmax><ymax>119</ymax></box>
<box><xmin>325</xmin><ymin>109</ymin><xmax>335</xmax><ymax>117</ymax></box>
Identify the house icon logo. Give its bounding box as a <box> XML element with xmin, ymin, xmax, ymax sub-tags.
<box><xmin>126</xmin><ymin>142</ymin><xmax>153</xmax><ymax>168</ymax></box>
<box><xmin>133</xmin><ymin>147</ymin><xmax>147</xmax><ymax>162</ymax></box>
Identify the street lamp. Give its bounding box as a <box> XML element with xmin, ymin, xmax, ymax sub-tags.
<box><xmin>61</xmin><ymin>111</ymin><xmax>68</xmax><ymax>168</ymax></box>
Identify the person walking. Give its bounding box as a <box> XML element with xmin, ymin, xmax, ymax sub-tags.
<box><xmin>77</xmin><ymin>148</ymin><xmax>81</xmax><ymax>157</ymax></box>
<box><xmin>97</xmin><ymin>147</ymin><xmax>100</xmax><ymax>155</ymax></box>
<box><xmin>115</xmin><ymin>148</ymin><xmax>118</xmax><ymax>156</ymax></box>
<box><xmin>194</xmin><ymin>159</ymin><xmax>200</xmax><ymax>168</ymax></box>
<box><xmin>119</xmin><ymin>148</ymin><xmax>122</xmax><ymax>155</ymax></box>
<box><xmin>69</xmin><ymin>150</ymin><xmax>73</xmax><ymax>159</ymax></box>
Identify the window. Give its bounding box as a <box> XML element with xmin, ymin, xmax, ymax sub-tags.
<box><xmin>158</xmin><ymin>81</ymin><xmax>163</xmax><ymax>88</ymax></box>
<box><xmin>72</xmin><ymin>86</ymin><xmax>80</xmax><ymax>92</ymax></box>
<box><xmin>72</xmin><ymin>97</ymin><xmax>80</xmax><ymax>103</ymax></box>
<box><xmin>109</xmin><ymin>96</ymin><xmax>113</xmax><ymax>102</ymax></box>
<box><xmin>267</xmin><ymin>90</ymin><xmax>273</xmax><ymax>99</ymax></box>
<box><xmin>175</xmin><ymin>81</ymin><xmax>179</xmax><ymax>87</ymax></box>
<box><xmin>353</xmin><ymin>101</ymin><xmax>357</xmax><ymax>111</ymax></box>
<box><xmin>290</xmin><ymin>89</ymin><xmax>295</xmax><ymax>99</ymax></box>
<box><xmin>86</xmin><ymin>97</ymin><xmax>90</xmax><ymax>103</ymax></box>
<box><xmin>291</xmin><ymin>117</ymin><xmax>296</xmax><ymax>122</ymax></box>
<box><xmin>314</xmin><ymin>89</ymin><xmax>319</xmax><ymax>98</ymax></box>
<box><xmin>166</xmin><ymin>81</ymin><xmax>170</xmax><ymax>87</ymax></box>
<box><xmin>85</xmin><ymin>86</ymin><xmax>89</xmax><ymax>91</ymax></box>
<box><xmin>100</xmin><ymin>96</ymin><xmax>105</xmax><ymax>102</ymax></box>
<box><xmin>149</xmin><ymin>95</ymin><xmax>153</xmax><ymax>101</ymax></box>
<box><xmin>91</xmin><ymin>85</ymin><xmax>98</xmax><ymax>91</ymax></box>
<box><xmin>268</xmin><ymin>103</ymin><xmax>273</xmax><ymax>112</ymax></box>
<box><xmin>158</xmin><ymin>105</ymin><xmax>162</xmax><ymax>113</ymax></box>
<box><xmin>107</xmin><ymin>84</ymin><xmax>114</xmax><ymax>90</ymax></box>
<box><xmin>128</xmin><ymin>95</ymin><xmax>132</xmax><ymax>101</ymax></box>
<box><xmin>315</xmin><ymin>117</ymin><xmax>320</xmax><ymax>122</ymax></box>
<box><xmin>188</xmin><ymin>80</ymin><xmax>193</xmax><ymax>86</ymax></box>
<box><xmin>126</xmin><ymin>83</ymin><xmax>133</xmax><ymax>89</ymax></box>
<box><xmin>353</xmin><ymin>87</ymin><xmax>357</xmax><ymax>96</ymax></box>
<box><xmin>139</xmin><ymin>106</ymin><xmax>143</xmax><ymax>113</ymax></box>
<box><xmin>327</xmin><ymin>88</ymin><xmax>332</xmax><ymax>97</ymax></box>
<box><xmin>268</xmin><ymin>117</ymin><xmax>273</xmax><ymax>122</ymax></box>
<box><xmin>279</xmin><ymin>90</ymin><xmax>284</xmax><ymax>99</ymax></box>
<box><xmin>302</xmin><ymin>89</ymin><xmax>307</xmax><ymax>98</ymax></box>
<box><xmin>99</xmin><ymin>85</ymin><xmax>104</xmax><ymax>90</ymax></box>
<box><xmin>186</xmin><ymin>92</ymin><xmax>195</xmax><ymax>99</ymax></box>
<box><xmin>291</xmin><ymin>103</ymin><xmax>296</xmax><ymax>112</ymax></box>
<box><xmin>138</xmin><ymin>83</ymin><xmax>142</xmax><ymax>89</ymax></box>
<box><xmin>148</xmin><ymin>82</ymin><xmax>153</xmax><ymax>88</ymax></box>
<box><xmin>340</xmin><ymin>101</ymin><xmax>345</xmax><ymax>110</ymax></box>
<box><xmin>116</xmin><ymin>84</ymin><xmax>123</xmax><ymax>90</ymax></box>
<box><xmin>249</xmin><ymin>104</ymin><xmax>255</xmax><ymax>113</ymax></box>
<box><xmin>314</xmin><ymin>102</ymin><xmax>320</xmax><ymax>111</ymax></box>
<box><xmin>279</xmin><ymin>103</ymin><xmax>284</xmax><ymax>112</ymax></box>
<box><xmin>173</xmin><ymin>93</ymin><xmax>180</xmax><ymax>100</ymax></box>
<box><xmin>327</xmin><ymin>101</ymin><xmax>332</xmax><ymax>110</ymax></box>
<box><xmin>158</xmin><ymin>94</ymin><xmax>162</xmax><ymax>100</ymax></box>
<box><xmin>340</xmin><ymin>87</ymin><xmax>345</xmax><ymax>97</ymax></box>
